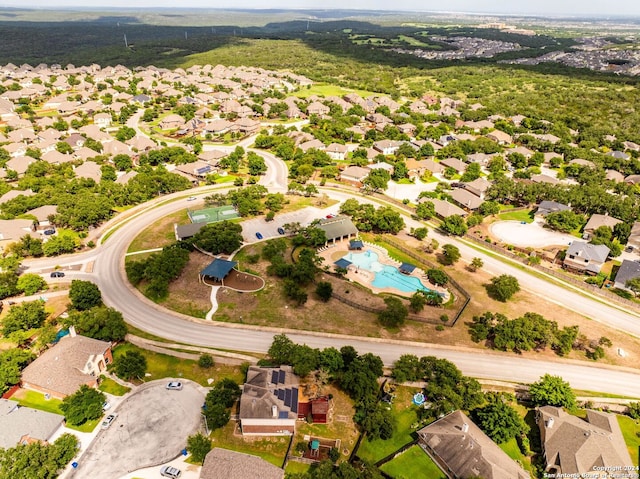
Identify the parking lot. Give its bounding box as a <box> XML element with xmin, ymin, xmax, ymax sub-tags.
<box><xmin>240</xmin><ymin>206</ymin><xmax>328</xmax><ymax>243</ymax></box>
<box><xmin>69</xmin><ymin>380</ymin><xmax>206</xmax><ymax>479</ymax></box>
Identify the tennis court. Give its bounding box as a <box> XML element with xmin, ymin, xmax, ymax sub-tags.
<box><xmin>187</xmin><ymin>205</ymin><xmax>239</xmax><ymax>224</ymax></box>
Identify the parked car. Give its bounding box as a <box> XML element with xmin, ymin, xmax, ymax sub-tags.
<box><xmin>277</xmin><ymin>227</ymin><xmax>285</xmax><ymax>235</ymax></box>
<box><xmin>166</xmin><ymin>381</ymin><xmax>183</xmax><ymax>391</ymax></box>
<box><xmin>326</xmin><ymin>213</ymin><xmax>336</xmax><ymax>219</ymax></box>
<box><xmin>50</xmin><ymin>271</ymin><xmax>65</xmax><ymax>278</ymax></box>
<box><xmin>187</xmin><ymin>196</ymin><xmax>196</xmax><ymax>201</ymax></box>
<box><xmin>255</xmin><ymin>232</ymin><xmax>263</xmax><ymax>240</ymax></box>
<box><xmin>101</xmin><ymin>413</ymin><xmax>117</xmax><ymax>429</ymax></box>
<box><xmin>102</xmin><ymin>401</ymin><xmax>111</xmax><ymax>411</ymax></box>
<box><xmin>43</xmin><ymin>229</ymin><xmax>56</xmax><ymax>235</ymax></box>
<box><xmin>160</xmin><ymin>466</ymin><xmax>182</xmax><ymax>478</ymax></box>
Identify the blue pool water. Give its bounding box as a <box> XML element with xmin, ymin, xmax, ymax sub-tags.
<box><xmin>343</xmin><ymin>250</ymin><xmax>432</xmax><ymax>294</ymax></box>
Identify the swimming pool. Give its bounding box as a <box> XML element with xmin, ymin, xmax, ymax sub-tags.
<box><xmin>343</xmin><ymin>250</ymin><xmax>432</xmax><ymax>294</ymax></box>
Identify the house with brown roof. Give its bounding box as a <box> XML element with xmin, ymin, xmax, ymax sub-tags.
<box><xmin>420</xmin><ymin>198</ymin><xmax>468</xmax><ymax>218</ymax></box>
<box><xmin>418</xmin><ymin>410</ymin><xmax>530</xmax><ymax>479</ymax></box>
<box><xmin>339</xmin><ymin>165</ymin><xmax>370</xmax><ymax>187</ymax></box>
<box><xmin>239</xmin><ymin>366</ymin><xmax>299</xmax><ymax>436</ymax></box>
<box><xmin>583</xmin><ymin>214</ymin><xmax>623</xmax><ymax>240</ymax></box>
<box><xmin>159</xmin><ymin>114</ymin><xmax>186</xmax><ymax>130</ymax></box>
<box><xmin>406</xmin><ymin>158</ymin><xmax>443</xmax><ymax>177</ymax></box>
<box><xmin>537</xmin><ymin>406</ymin><xmax>633</xmax><ymax>476</ymax></box>
<box><xmin>325</xmin><ymin>143</ymin><xmax>348</xmax><ymax>161</ymax></box>
<box><xmin>450</xmin><ymin>187</ymin><xmax>484</xmax><ymax>210</ymax></box>
<box><xmin>440</xmin><ymin>157</ymin><xmax>467</xmax><ymax>174</ymax></box>
<box><xmin>74</xmin><ymin>161</ymin><xmax>102</xmax><ymax>182</ymax></box>
<box><xmin>306</xmin><ymin>101</ymin><xmax>330</xmax><ymax>116</ymax></box>
<box><xmin>200</xmin><ymin>448</ymin><xmax>284</xmax><ymax>479</ymax></box>
<box><xmin>21</xmin><ymin>329</ymin><xmax>113</xmax><ymax>399</ymax></box>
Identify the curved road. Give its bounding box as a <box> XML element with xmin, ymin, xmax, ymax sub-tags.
<box><xmin>20</xmin><ymin>127</ymin><xmax>640</xmax><ymax>397</ymax></box>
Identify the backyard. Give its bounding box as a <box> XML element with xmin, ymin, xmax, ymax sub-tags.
<box><xmin>356</xmin><ymin>386</ymin><xmax>421</xmax><ymax>463</ymax></box>
<box><xmin>209</xmin><ymin>420</ymin><xmax>289</xmax><ymax>467</ymax></box>
<box><xmin>379</xmin><ymin>445</ymin><xmax>445</xmax><ymax>479</ymax></box>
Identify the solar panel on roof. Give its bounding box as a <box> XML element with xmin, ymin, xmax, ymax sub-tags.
<box><xmin>277</xmin><ymin>390</ymin><xmax>285</xmax><ymax>400</ymax></box>
<box><xmin>284</xmin><ymin>389</ymin><xmax>292</xmax><ymax>407</ymax></box>
<box><xmin>279</xmin><ymin>411</ymin><xmax>289</xmax><ymax>419</ymax></box>
<box><xmin>278</xmin><ymin>370</ymin><xmax>286</xmax><ymax>384</ymax></box>
<box><xmin>292</xmin><ymin>392</ymin><xmax>298</xmax><ymax>414</ymax></box>
<box><xmin>271</xmin><ymin>371</ymin><xmax>278</xmax><ymax>385</ymax></box>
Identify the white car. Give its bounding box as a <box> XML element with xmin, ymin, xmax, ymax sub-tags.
<box><xmin>187</xmin><ymin>196</ymin><xmax>196</xmax><ymax>201</ymax></box>
<box><xmin>166</xmin><ymin>381</ymin><xmax>183</xmax><ymax>391</ymax></box>
<box><xmin>102</xmin><ymin>401</ymin><xmax>111</xmax><ymax>411</ymax></box>
<box><xmin>101</xmin><ymin>413</ymin><xmax>117</xmax><ymax>429</ymax></box>
<box><xmin>160</xmin><ymin>466</ymin><xmax>182</xmax><ymax>478</ymax></box>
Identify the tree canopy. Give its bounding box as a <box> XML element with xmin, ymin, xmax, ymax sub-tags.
<box><xmin>60</xmin><ymin>385</ymin><xmax>106</xmax><ymax>426</ymax></box>
<box><xmin>529</xmin><ymin>374</ymin><xmax>577</xmax><ymax>410</ymax></box>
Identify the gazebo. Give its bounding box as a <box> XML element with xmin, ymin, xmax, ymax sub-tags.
<box><xmin>348</xmin><ymin>239</ymin><xmax>364</xmax><ymax>250</ymax></box>
<box><xmin>199</xmin><ymin>258</ymin><xmax>238</xmax><ymax>286</ymax></box>
<box><xmin>399</xmin><ymin>262</ymin><xmax>416</xmax><ymax>275</ymax></box>
<box><xmin>334</xmin><ymin>258</ymin><xmax>352</xmax><ymax>271</ymax></box>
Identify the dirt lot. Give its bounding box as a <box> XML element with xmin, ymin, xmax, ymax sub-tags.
<box><xmin>159</xmin><ymin>251</ymin><xmax>215</xmax><ymax>318</ymax></box>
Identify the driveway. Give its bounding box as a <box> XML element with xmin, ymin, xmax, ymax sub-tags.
<box><xmin>489</xmin><ymin>220</ymin><xmax>576</xmax><ymax>248</ymax></box>
<box><xmin>69</xmin><ymin>380</ymin><xmax>206</xmax><ymax>479</ymax></box>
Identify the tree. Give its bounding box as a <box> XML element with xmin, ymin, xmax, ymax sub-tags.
<box><xmin>2</xmin><ymin>300</ymin><xmax>47</xmax><ymax>336</ymax></box>
<box><xmin>440</xmin><ymin>244</ymin><xmax>461</xmax><ymax>265</ymax></box>
<box><xmin>268</xmin><ymin>334</ymin><xmax>296</xmax><ymax>365</ymax></box>
<box><xmin>247</xmin><ymin>152</ymin><xmax>267</xmax><ymax>175</ymax></box>
<box><xmin>473</xmin><ymin>396</ymin><xmax>528</xmax><ymax>444</ymax></box>
<box><xmin>378</xmin><ymin>296</ymin><xmax>408</xmax><ymax>328</ymax></box>
<box><xmin>187</xmin><ymin>433</ymin><xmax>211</xmax><ymax>464</ymax></box>
<box><xmin>0</xmin><ymin>271</ymin><xmax>19</xmax><ymax>299</ymax></box>
<box><xmin>68</xmin><ymin>307</ymin><xmax>127</xmax><ymax>342</ymax></box>
<box><xmin>416</xmin><ymin>201</ymin><xmax>435</xmax><ymax>220</ymax></box>
<box><xmin>60</xmin><ymin>385</ymin><xmax>106</xmax><ymax>426</ymax></box>
<box><xmin>469</xmin><ymin>257</ymin><xmax>484</xmax><ymax>272</ymax></box>
<box><xmin>0</xmin><ymin>433</ymin><xmax>78</xmax><ymax>479</ymax></box>
<box><xmin>363</xmin><ymin>168</ymin><xmax>390</xmax><ymax>192</ymax></box>
<box><xmin>441</xmin><ymin>215</ymin><xmax>468</xmax><ymax>236</ymax></box>
<box><xmin>544</xmin><ymin>210</ymin><xmax>584</xmax><ymax>233</ymax></box>
<box><xmin>392</xmin><ymin>354</ymin><xmax>422</xmax><ymax>383</ymax></box>
<box><xmin>16</xmin><ymin>276</ymin><xmax>46</xmax><ymax>298</ymax></box>
<box><xmin>114</xmin><ymin>350</ymin><xmax>147</xmax><ymax>380</ymax></box>
<box><xmin>0</xmin><ymin>348</ymin><xmax>35</xmax><ymax>395</ymax></box>
<box><xmin>192</xmin><ymin>221</ymin><xmax>243</xmax><ymax>255</ymax></box>
<box><xmin>411</xmin><ymin>227</ymin><xmax>428</xmax><ymax>241</ymax></box>
<box><xmin>315</xmin><ymin>282</ymin><xmax>333</xmax><ymax>302</ymax></box>
<box><xmin>427</xmin><ymin>268</ymin><xmax>448</xmax><ymax>286</ymax></box>
<box><xmin>69</xmin><ymin>280</ymin><xmax>102</xmax><ymax>311</ymax></box>
<box><xmin>529</xmin><ymin>374</ymin><xmax>577</xmax><ymax>409</ymax></box>
<box><xmin>198</xmin><ymin>354</ymin><xmax>214</xmax><ymax>368</ymax></box>
<box><xmin>489</xmin><ymin>275</ymin><xmax>520</xmax><ymax>302</ymax></box>
<box><xmin>409</xmin><ymin>291</ymin><xmax>428</xmax><ymax>313</ymax></box>
<box><xmin>203</xmin><ymin>379</ymin><xmax>241</xmax><ymax>430</ymax></box>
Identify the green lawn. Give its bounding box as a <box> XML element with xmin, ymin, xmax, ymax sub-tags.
<box><xmin>497</xmin><ymin>209</ymin><xmax>534</xmax><ymax>223</ymax></box>
<box><xmin>357</xmin><ymin>386</ymin><xmax>420</xmax><ymax>463</ymax></box>
<box><xmin>209</xmin><ymin>421</ymin><xmax>289</xmax><ymax>467</ymax></box>
<box><xmin>499</xmin><ymin>437</ymin><xmax>531</xmax><ymax>473</ymax></box>
<box><xmin>12</xmin><ymin>389</ymin><xmax>99</xmax><ymax>433</ymax></box>
<box><xmin>617</xmin><ymin>415</ymin><xmax>640</xmax><ymax>467</ymax></box>
<box><xmin>98</xmin><ymin>377</ymin><xmax>131</xmax><ymax>396</ymax></box>
<box><xmin>285</xmin><ymin>461</ymin><xmax>311</xmax><ymax>474</ymax></box>
<box><xmin>380</xmin><ymin>445</ymin><xmax>445</xmax><ymax>479</ymax></box>
<box><xmin>292</xmin><ymin>83</ymin><xmax>377</xmax><ymax>99</ymax></box>
<box><xmin>112</xmin><ymin>343</ymin><xmax>245</xmax><ymax>386</ymax></box>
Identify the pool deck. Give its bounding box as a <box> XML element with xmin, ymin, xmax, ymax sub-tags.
<box><xmin>318</xmin><ymin>241</ymin><xmax>449</xmax><ymax>299</ymax></box>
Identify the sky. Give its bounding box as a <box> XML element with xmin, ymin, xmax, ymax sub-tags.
<box><xmin>1</xmin><ymin>1</ymin><xmax>640</xmax><ymax>17</ymax></box>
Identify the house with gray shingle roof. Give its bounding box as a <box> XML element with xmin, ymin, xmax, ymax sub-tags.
<box><xmin>563</xmin><ymin>241</ymin><xmax>610</xmax><ymax>274</ymax></box>
<box><xmin>21</xmin><ymin>330</ymin><xmax>113</xmax><ymax>398</ymax></box>
<box><xmin>583</xmin><ymin>214</ymin><xmax>623</xmax><ymax>240</ymax></box>
<box><xmin>537</xmin><ymin>406</ymin><xmax>632</xmax><ymax>476</ymax></box>
<box><xmin>450</xmin><ymin>187</ymin><xmax>484</xmax><ymax>210</ymax></box>
<box><xmin>0</xmin><ymin>399</ymin><xmax>64</xmax><ymax>448</ymax></box>
<box><xmin>535</xmin><ymin>200</ymin><xmax>571</xmax><ymax>217</ymax></box>
<box><xmin>418</xmin><ymin>410</ymin><xmax>530</xmax><ymax>479</ymax></box>
<box><xmin>420</xmin><ymin>198</ymin><xmax>467</xmax><ymax>218</ymax></box>
<box><xmin>200</xmin><ymin>448</ymin><xmax>284</xmax><ymax>479</ymax></box>
<box><xmin>614</xmin><ymin>259</ymin><xmax>640</xmax><ymax>290</ymax></box>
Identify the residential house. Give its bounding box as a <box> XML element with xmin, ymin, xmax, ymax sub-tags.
<box><xmin>21</xmin><ymin>329</ymin><xmax>113</xmax><ymax>398</ymax></box>
<box><xmin>372</xmin><ymin>139</ymin><xmax>402</xmax><ymax>155</ymax></box>
<box><xmin>535</xmin><ymin>200</ymin><xmax>571</xmax><ymax>217</ymax></box>
<box><xmin>306</xmin><ymin>101</ymin><xmax>330</xmax><ymax>116</ymax></box>
<box><xmin>614</xmin><ymin>259</ymin><xmax>640</xmax><ymax>290</ymax></box>
<box><xmin>506</xmin><ymin>146</ymin><xmax>534</xmax><ymax>158</ymax></box>
<box><xmin>239</xmin><ymin>366</ymin><xmax>299</xmax><ymax>436</ymax></box>
<box><xmin>0</xmin><ymin>219</ymin><xmax>37</xmax><ymax>248</ymax></box>
<box><xmin>126</xmin><ymin>135</ymin><xmax>157</xmax><ymax>152</ymax></box>
<box><xmin>235</xmin><ymin>117</ymin><xmax>260</xmax><ymax>135</ymax></box>
<box><xmin>417</xmin><ymin>410</ymin><xmax>530</xmax><ymax>479</ymax></box>
<box><xmin>339</xmin><ymin>166</ymin><xmax>370</xmax><ymax>187</ymax></box>
<box><xmin>405</xmin><ymin>158</ymin><xmax>443</xmax><ymax>177</ymax></box>
<box><xmin>158</xmin><ymin>114</ymin><xmax>186</xmax><ymax>130</ymax></box>
<box><xmin>419</xmin><ymin>198</ymin><xmax>468</xmax><ymax>218</ymax></box>
<box><xmin>608</xmin><ymin>150</ymin><xmax>630</xmax><ymax>160</ymax></box>
<box><xmin>627</xmin><ymin>221</ymin><xmax>640</xmax><ymax>250</ymax></box>
<box><xmin>25</xmin><ymin>205</ymin><xmax>57</xmax><ymax>229</ymax></box>
<box><xmin>605</xmin><ymin>169</ymin><xmax>625</xmax><ymax>182</ymax></box>
<box><xmin>102</xmin><ymin>140</ymin><xmax>131</xmax><ymax>157</ymax></box>
<box><xmin>42</xmin><ymin>150</ymin><xmax>74</xmax><ymax>165</ymax></box>
<box><xmin>174</xmin><ymin>160</ymin><xmax>215</xmax><ymax>179</ymax></box>
<box><xmin>198</xmin><ymin>149</ymin><xmax>228</xmax><ymax>166</ymax></box>
<box><xmin>203</xmin><ymin>119</ymin><xmax>234</xmax><ymax>136</ymax></box>
<box><xmin>583</xmin><ymin>214</ymin><xmax>623</xmax><ymax>240</ymax></box>
<box><xmin>93</xmin><ymin>113</ymin><xmax>112</xmax><ymax>128</ymax></box>
<box><xmin>367</xmin><ymin>162</ymin><xmax>394</xmax><ymax>175</ymax></box>
<box><xmin>531</xmin><ymin>174</ymin><xmax>560</xmax><ymax>185</ymax></box>
<box><xmin>74</xmin><ymin>161</ymin><xmax>102</xmax><ymax>182</ymax></box>
<box><xmin>462</xmin><ymin>177</ymin><xmax>492</xmax><ymax>199</ymax></box>
<box><xmin>0</xmin><ymin>399</ymin><xmax>64</xmax><ymax>448</ymax></box>
<box><xmin>439</xmin><ymin>157</ymin><xmax>467</xmax><ymax>174</ymax></box>
<box><xmin>537</xmin><ymin>406</ymin><xmax>632</xmax><ymax>476</ymax></box>
<box><xmin>200</xmin><ymin>448</ymin><xmax>284</xmax><ymax>479</ymax></box>
<box><xmin>0</xmin><ymin>188</ymin><xmax>35</xmax><ymax>203</ymax></box>
<box><xmin>563</xmin><ymin>241</ymin><xmax>610</xmax><ymax>275</ymax></box>
<box><xmin>299</xmin><ymin>139</ymin><xmax>325</xmax><ymax>153</ymax></box>
<box><xmin>325</xmin><ymin>143</ymin><xmax>348</xmax><ymax>161</ymax></box>
<box><xmin>450</xmin><ymin>187</ymin><xmax>484</xmax><ymax>210</ymax></box>
<box><xmin>486</xmin><ymin>129</ymin><xmax>512</xmax><ymax>145</ymax></box>
<box><xmin>115</xmin><ymin>170</ymin><xmax>138</xmax><ymax>185</ymax></box>
<box><xmin>6</xmin><ymin>156</ymin><xmax>36</xmax><ymax>176</ymax></box>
